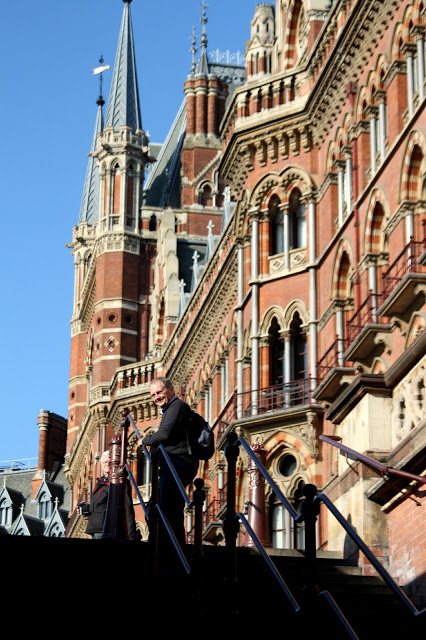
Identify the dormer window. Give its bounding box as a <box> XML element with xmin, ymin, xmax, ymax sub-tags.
<box><xmin>0</xmin><ymin>497</ymin><xmax>12</xmax><ymax>527</ymax></box>
<box><xmin>38</xmin><ymin>492</ymin><xmax>52</xmax><ymax>520</ymax></box>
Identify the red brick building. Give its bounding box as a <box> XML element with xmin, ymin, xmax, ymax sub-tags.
<box><xmin>66</xmin><ymin>0</ymin><xmax>425</xmax><ymax>598</ymax></box>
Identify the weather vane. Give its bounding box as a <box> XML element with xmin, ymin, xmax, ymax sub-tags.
<box><xmin>93</xmin><ymin>54</ymin><xmax>110</xmax><ymax>101</ymax></box>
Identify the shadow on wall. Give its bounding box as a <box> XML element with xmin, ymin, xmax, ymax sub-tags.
<box><xmin>343</xmin><ymin>513</ymin><xmax>359</xmax><ymax>567</ymax></box>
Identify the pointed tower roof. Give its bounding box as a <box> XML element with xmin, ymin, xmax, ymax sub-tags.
<box><xmin>78</xmin><ymin>96</ymin><xmax>104</xmax><ymax>224</ymax></box>
<box><xmin>105</xmin><ymin>0</ymin><xmax>142</xmax><ymax>133</ymax></box>
<box><xmin>196</xmin><ymin>0</ymin><xmax>209</xmax><ymax>75</ymax></box>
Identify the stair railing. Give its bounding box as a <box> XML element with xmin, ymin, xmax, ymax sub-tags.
<box><xmin>224</xmin><ymin>433</ymin><xmax>426</xmax><ymax>624</ymax></box>
<box><xmin>224</xmin><ymin>433</ymin><xmax>359</xmax><ymax>639</ymax></box>
<box><xmin>319</xmin><ymin>434</ymin><xmax>426</xmax><ymax>485</ymax></box>
<box><xmin>120</xmin><ymin>409</ymin><xmax>206</xmax><ymax>578</ymax></box>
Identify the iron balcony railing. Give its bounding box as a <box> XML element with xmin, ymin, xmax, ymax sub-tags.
<box><xmin>345</xmin><ymin>292</ymin><xmax>386</xmax><ymax>346</ymax></box>
<box><xmin>382</xmin><ymin>237</ymin><xmax>426</xmax><ymax>301</ymax></box>
<box><xmin>316</xmin><ymin>338</ymin><xmax>348</xmax><ymax>382</ymax></box>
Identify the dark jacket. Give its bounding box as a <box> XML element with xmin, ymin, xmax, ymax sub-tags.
<box><xmin>85</xmin><ymin>475</ymin><xmax>137</xmax><ymax>540</ymax></box>
<box><xmin>142</xmin><ymin>397</ymin><xmax>193</xmax><ymax>459</ymax></box>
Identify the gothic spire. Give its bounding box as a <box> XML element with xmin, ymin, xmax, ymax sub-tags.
<box><xmin>78</xmin><ymin>59</ymin><xmax>105</xmax><ymax>224</ymax></box>
<box><xmin>196</xmin><ymin>1</ymin><xmax>209</xmax><ymax>75</ymax></box>
<box><xmin>105</xmin><ymin>0</ymin><xmax>142</xmax><ymax>133</ymax></box>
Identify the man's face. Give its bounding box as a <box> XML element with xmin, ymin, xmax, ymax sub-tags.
<box><xmin>150</xmin><ymin>380</ymin><xmax>175</xmax><ymax>409</ymax></box>
<box><xmin>101</xmin><ymin>455</ymin><xmax>110</xmax><ymax>476</ymax></box>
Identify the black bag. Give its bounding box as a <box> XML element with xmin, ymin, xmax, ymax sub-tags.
<box><xmin>186</xmin><ymin>410</ymin><xmax>215</xmax><ymax>460</ymax></box>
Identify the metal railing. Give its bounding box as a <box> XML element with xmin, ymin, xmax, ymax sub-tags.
<box><xmin>345</xmin><ymin>292</ymin><xmax>386</xmax><ymax>345</ymax></box>
<box><xmin>0</xmin><ymin>457</ymin><xmax>38</xmax><ymax>471</ymax></box>
<box><xmin>382</xmin><ymin>237</ymin><xmax>426</xmax><ymax>300</ymax></box>
<box><xmin>319</xmin><ymin>434</ymin><xmax>426</xmax><ymax>486</ymax></box>
<box><xmin>223</xmin><ymin>433</ymin><xmax>425</xmax><ymax>637</ymax></box>
<box><xmin>316</xmin><ymin>337</ymin><xmax>350</xmax><ymax>382</ymax></box>
<box><xmin>120</xmin><ymin>409</ymin><xmax>206</xmax><ymax>578</ymax></box>
<box><xmin>215</xmin><ymin>379</ymin><xmax>316</xmax><ymax>436</ymax></box>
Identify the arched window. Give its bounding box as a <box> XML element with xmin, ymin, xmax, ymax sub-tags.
<box><xmin>269</xmin><ymin>195</ymin><xmax>283</xmax><ymax>255</ymax></box>
<box><xmin>290</xmin><ymin>312</ymin><xmax>308</xmax><ymax>381</ymax></box>
<box><xmin>138</xmin><ymin>449</ymin><xmax>151</xmax><ymax>487</ymax></box>
<box><xmin>269</xmin><ymin>317</ymin><xmax>285</xmax><ymax>385</ymax></box>
<box><xmin>0</xmin><ymin>498</ymin><xmax>11</xmax><ymax>527</ymax></box>
<box><xmin>269</xmin><ymin>478</ymin><xmax>306</xmax><ymax>550</ymax></box>
<box><xmin>200</xmin><ymin>184</ymin><xmax>213</xmax><ymax>207</ymax></box>
<box><xmin>289</xmin><ymin>188</ymin><xmax>306</xmax><ymax>249</ymax></box>
<box><xmin>149</xmin><ymin>214</ymin><xmax>157</xmax><ymax>231</ymax></box>
<box><xmin>407</xmin><ymin>145</ymin><xmax>423</xmax><ymax>201</ymax></box>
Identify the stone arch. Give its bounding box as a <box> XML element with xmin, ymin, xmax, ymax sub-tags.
<box><xmin>331</xmin><ymin>239</ymin><xmax>355</xmax><ymax>300</ymax></box>
<box><xmin>391</xmin><ymin>22</ymin><xmax>408</xmax><ymax>61</ymax></box>
<box><xmin>280</xmin><ymin>165</ymin><xmax>316</xmax><ymax>201</ymax></box>
<box><xmin>283</xmin><ymin>299</ymin><xmax>310</xmax><ymax>329</ymax></box>
<box><xmin>264</xmin><ymin>431</ymin><xmax>315</xmax><ymax>474</ymax></box>
<box><xmin>400</xmin><ymin>131</ymin><xmax>426</xmax><ymax>201</ymax></box>
<box><xmin>403</xmin><ymin>3</ymin><xmax>418</xmax><ymax>36</ymax></box>
<box><xmin>250</xmin><ymin>173</ymin><xmax>283</xmax><ymax>211</ymax></box>
<box><xmin>325</xmin><ymin>139</ymin><xmax>337</xmax><ymax>173</ymax></box>
<box><xmin>198</xmin><ymin>180</ymin><xmax>214</xmax><ymax>207</ymax></box>
<box><xmin>282</xmin><ymin>0</ymin><xmax>304</xmax><ymax>69</ymax></box>
<box><xmin>364</xmin><ymin>188</ymin><xmax>389</xmax><ymax>254</ymax></box>
<box><xmin>260</xmin><ymin>305</ymin><xmax>286</xmax><ymax>335</ymax></box>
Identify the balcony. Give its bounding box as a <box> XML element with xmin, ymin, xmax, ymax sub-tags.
<box><xmin>313</xmin><ymin>339</ymin><xmax>355</xmax><ymax>402</ymax></box>
<box><xmin>237</xmin><ymin>378</ymin><xmax>315</xmax><ymax>417</ymax></box>
<box><xmin>214</xmin><ymin>378</ymin><xmax>318</xmax><ymax>443</ymax></box>
<box><xmin>379</xmin><ymin>238</ymin><xmax>426</xmax><ymax>319</ymax></box>
<box><xmin>344</xmin><ymin>293</ymin><xmax>392</xmax><ymax>365</ymax></box>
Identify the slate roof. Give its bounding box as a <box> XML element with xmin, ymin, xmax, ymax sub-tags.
<box><xmin>0</xmin><ymin>465</ymin><xmax>70</xmax><ymax>535</ymax></box>
<box><xmin>104</xmin><ymin>0</ymin><xmax>142</xmax><ymax>134</ymax></box>
<box><xmin>78</xmin><ymin>99</ymin><xmax>103</xmax><ymax>224</ymax></box>
<box><xmin>144</xmin><ymin>59</ymin><xmax>245</xmax><ymax>210</ymax></box>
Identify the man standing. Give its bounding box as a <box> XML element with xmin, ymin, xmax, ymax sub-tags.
<box><xmin>139</xmin><ymin>377</ymin><xmax>199</xmax><ymax>547</ymax></box>
<box><xmin>82</xmin><ymin>450</ymin><xmax>138</xmax><ymax>540</ymax></box>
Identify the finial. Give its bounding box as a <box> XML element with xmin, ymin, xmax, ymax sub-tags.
<box><xmin>93</xmin><ymin>54</ymin><xmax>110</xmax><ymax>106</ymax></box>
<box><xmin>200</xmin><ymin>1</ymin><xmax>208</xmax><ymax>51</ymax></box>
<box><xmin>190</xmin><ymin>25</ymin><xmax>198</xmax><ymax>75</ymax></box>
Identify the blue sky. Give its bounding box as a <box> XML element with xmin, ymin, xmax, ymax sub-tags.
<box><xmin>0</xmin><ymin>0</ymin><xmax>259</xmax><ymax>462</ymax></box>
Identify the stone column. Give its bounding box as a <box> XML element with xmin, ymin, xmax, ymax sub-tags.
<box><xmin>247</xmin><ymin>442</ymin><xmax>272</xmax><ymax>547</ymax></box>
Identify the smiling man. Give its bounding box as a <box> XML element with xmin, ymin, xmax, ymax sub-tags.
<box><xmin>140</xmin><ymin>377</ymin><xmax>199</xmax><ymax>548</ymax></box>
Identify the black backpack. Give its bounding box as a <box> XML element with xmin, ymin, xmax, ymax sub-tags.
<box><xmin>186</xmin><ymin>409</ymin><xmax>215</xmax><ymax>461</ymax></box>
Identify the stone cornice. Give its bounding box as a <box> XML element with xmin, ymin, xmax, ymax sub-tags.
<box><xmin>220</xmin><ymin>0</ymin><xmax>402</xmax><ymax>194</ymax></box>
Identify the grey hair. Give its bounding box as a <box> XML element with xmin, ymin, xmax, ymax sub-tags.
<box><xmin>150</xmin><ymin>377</ymin><xmax>173</xmax><ymax>389</ymax></box>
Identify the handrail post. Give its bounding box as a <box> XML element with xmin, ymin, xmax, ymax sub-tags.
<box><xmin>101</xmin><ymin>434</ymin><xmax>129</xmax><ymax>540</ymax></box>
<box><xmin>223</xmin><ymin>432</ymin><xmax>240</xmax><ymax>585</ymax></box>
<box><xmin>300</xmin><ymin>483</ymin><xmax>321</xmax><ymax>601</ymax></box>
<box><xmin>191</xmin><ymin>478</ymin><xmax>206</xmax><ymax>594</ymax></box>
<box><xmin>150</xmin><ymin>449</ymin><xmax>160</xmax><ymax>577</ymax></box>
<box><xmin>192</xmin><ymin>478</ymin><xmax>206</xmax><ymax>564</ymax></box>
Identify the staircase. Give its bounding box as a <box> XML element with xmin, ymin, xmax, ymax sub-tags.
<box><xmin>4</xmin><ymin>536</ymin><xmax>423</xmax><ymax>637</ymax></box>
